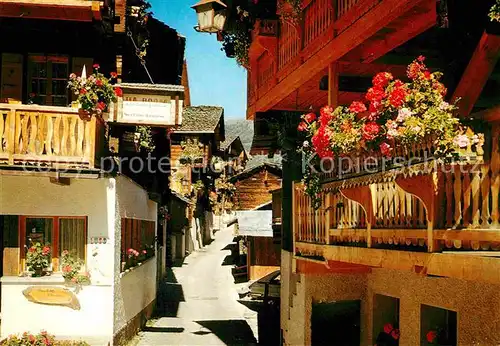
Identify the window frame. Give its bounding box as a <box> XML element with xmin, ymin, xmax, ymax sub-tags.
<box><xmin>27</xmin><ymin>54</ymin><xmax>69</xmax><ymax>106</ymax></box>
<box><xmin>19</xmin><ymin>216</ymin><xmax>87</xmax><ymax>272</ymax></box>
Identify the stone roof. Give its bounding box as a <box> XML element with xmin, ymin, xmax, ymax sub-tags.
<box><xmin>119</xmin><ymin>83</ymin><xmax>185</xmax><ymax>92</ymax></box>
<box><xmin>175</xmin><ymin>106</ymin><xmax>224</xmax><ymax>133</ymax></box>
<box><xmin>220</xmin><ymin>135</ymin><xmax>240</xmax><ymax>151</ymax></box>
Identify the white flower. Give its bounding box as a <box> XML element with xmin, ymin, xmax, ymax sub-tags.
<box><xmin>303</xmin><ymin>141</ymin><xmax>309</xmax><ymax>148</ymax></box>
<box><xmin>439</xmin><ymin>101</ymin><xmax>450</xmax><ymax>110</ymax></box>
<box><xmin>472</xmin><ymin>134</ymin><xmax>479</xmax><ymax>144</ymax></box>
<box><xmin>387</xmin><ymin>128</ymin><xmax>400</xmax><ymax>138</ymax></box>
<box><xmin>453</xmin><ymin>134</ymin><xmax>470</xmax><ymax>148</ymax></box>
<box><xmin>412</xmin><ymin>126</ymin><xmax>421</xmax><ymax>133</ymax></box>
<box><xmin>396</xmin><ymin>108</ymin><xmax>413</xmax><ymax>122</ymax></box>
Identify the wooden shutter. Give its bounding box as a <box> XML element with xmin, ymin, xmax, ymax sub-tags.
<box><xmin>1</xmin><ymin>53</ymin><xmax>23</xmax><ymax>102</ymax></box>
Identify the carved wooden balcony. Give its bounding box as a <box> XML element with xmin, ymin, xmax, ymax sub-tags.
<box><xmin>0</xmin><ymin>104</ymin><xmax>105</xmax><ymax>171</ymax></box>
<box><xmin>293</xmin><ymin>127</ymin><xmax>500</xmax><ymax>255</ymax></box>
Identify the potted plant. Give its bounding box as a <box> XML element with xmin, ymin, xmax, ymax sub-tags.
<box><xmin>67</xmin><ymin>64</ymin><xmax>121</xmax><ymax>121</ymax></box>
<box><xmin>26</xmin><ymin>243</ymin><xmax>51</xmax><ymax>277</ymax></box>
<box><xmin>60</xmin><ymin>250</ymin><xmax>90</xmax><ymax>292</ymax></box>
<box><xmin>374</xmin><ymin>323</ymin><xmax>400</xmax><ymax>346</ymax></box>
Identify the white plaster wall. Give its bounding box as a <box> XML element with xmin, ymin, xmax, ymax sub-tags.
<box><xmin>1</xmin><ymin>279</ymin><xmax>113</xmax><ymax>344</ymax></box>
<box><xmin>113</xmin><ymin>258</ymin><xmax>157</xmax><ymax>334</ymax></box>
<box><xmin>113</xmin><ymin>175</ymin><xmax>157</xmax><ymax>335</ymax></box>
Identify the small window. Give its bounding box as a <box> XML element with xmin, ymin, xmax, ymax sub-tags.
<box><xmin>21</xmin><ymin>216</ymin><xmax>86</xmax><ymax>271</ymax></box>
<box><xmin>421</xmin><ymin>304</ymin><xmax>457</xmax><ymax>346</ymax></box>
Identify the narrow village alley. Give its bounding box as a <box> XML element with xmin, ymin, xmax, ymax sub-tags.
<box><xmin>134</xmin><ymin>225</ymin><xmax>259</xmax><ymax>346</ymax></box>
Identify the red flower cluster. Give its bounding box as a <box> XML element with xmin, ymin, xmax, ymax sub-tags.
<box><xmin>380</xmin><ymin>142</ymin><xmax>392</xmax><ymax>157</ymax></box>
<box><xmin>96</xmin><ymin>79</ymin><xmax>103</xmax><ymax>87</ymax></box>
<box><xmin>349</xmin><ymin>101</ymin><xmax>367</xmax><ymax>114</ymax></box>
<box><xmin>311</xmin><ymin>126</ymin><xmax>333</xmax><ymax>158</ymax></box>
<box><xmin>319</xmin><ymin>106</ymin><xmax>334</xmax><ymax>126</ymax></box>
<box><xmin>62</xmin><ymin>265</ymin><xmax>72</xmax><ymax>273</ymax></box>
<box><xmin>110</xmin><ymin>72</ymin><xmax>118</xmax><ymax>79</ymax></box>
<box><xmin>366</xmin><ymin>86</ymin><xmax>386</xmax><ymax>103</ymax></box>
<box><xmin>80</xmin><ymin>88</ymin><xmax>87</xmax><ymax>95</ymax></box>
<box><xmin>389</xmin><ymin>84</ymin><xmax>407</xmax><ymax>108</ymax></box>
<box><xmin>93</xmin><ymin>63</ymin><xmax>100</xmax><ymax>70</ymax></box>
<box><xmin>115</xmin><ymin>87</ymin><xmax>123</xmax><ymax>97</ymax></box>
<box><xmin>383</xmin><ymin>323</ymin><xmax>400</xmax><ymax>341</ymax></box>
<box><xmin>304</xmin><ymin>112</ymin><xmax>316</xmax><ymax>123</ymax></box>
<box><xmin>298</xmin><ymin>122</ymin><xmax>308</xmax><ymax>132</ymax></box>
<box><xmin>407</xmin><ymin>55</ymin><xmax>426</xmax><ymax>80</ymax></box>
<box><xmin>362</xmin><ymin>122</ymin><xmax>380</xmax><ymax>141</ymax></box>
<box><xmin>42</xmin><ymin>246</ymin><xmax>50</xmax><ymax>256</ymax></box>
<box><xmin>372</xmin><ymin>72</ymin><xmax>393</xmax><ymax>88</ymax></box>
<box><xmin>426</xmin><ymin>330</ymin><xmax>437</xmax><ymax>343</ymax></box>
<box><xmin>97</xmin><ymin>102</ymin><xmax>106</xmax><ymax>111</ymax></box>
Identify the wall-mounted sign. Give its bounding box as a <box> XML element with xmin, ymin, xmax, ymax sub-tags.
<box><xmin>90</xmin><ymin>237</ymin><xmax>108</xmax><ymax>244</ymax></box>
<box><xmin>112</xmin><ymin>84</ymin><xmax>184</xmax><ymax>127</ymax></box>
<box><xmin>23</xmin><ymin>286</ymin><xmax>80</xmax><ymax>310</ymax></box>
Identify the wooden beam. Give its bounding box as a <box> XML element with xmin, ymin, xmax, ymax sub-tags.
<box><xmin>342</xmin><ymin>0</ymin><xmax>436</xmax><ymax>63</ymax></box>
<box><xmin>328</xmin><ymin>62</ymin><xmax>339</xmax><ymax>107</ymax></box>
<box><xmin>295</xmin><ymin>257</ymin><xmax>372</xmax><ymax>274</ymax></box>
<box><xmin>452</xmin><ymin>32</ymin><xmax>500</xmax><ymax>117</ymax></box>
<box><xmin>296</xmin><ymin>242</ymin><xmax>500</xmax><ymax>285</ymax></box>
<box><xmin>252</xmin><ymin>0</ymin><xmax>426</xmax><ymax>113</ymax></box>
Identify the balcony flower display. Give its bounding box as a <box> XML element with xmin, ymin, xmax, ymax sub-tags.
<box><xmin>374</xmin><ymin>323</ymin><xmax>399</xmax><ymax>346</ymax></box>
<box><xmin>67</xmin><ymin>64</ymin><xmax>120</xmax><ymax>121</ymax></box>
<box><xmin>298</xmin><ymin>56</ymin><xmax>483</xmax><ymax>207</ymax></box>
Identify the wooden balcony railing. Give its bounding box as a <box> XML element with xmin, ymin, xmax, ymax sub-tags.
<box><xmin>0</xmin><ymin>104</ymin><xmax>105</xmax><ymax>169</ymax></box>
<box><xmin>293</xmin><ymin>128</ymin><xmax>500</xmax><ymax>253</ymax></box>
<box><xmin>248</xmin><ymin>0</ymin><xmax>375</xmax><ymax>110</ymax></box>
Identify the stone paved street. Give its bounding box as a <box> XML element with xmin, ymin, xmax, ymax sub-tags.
<box><xmin>134</xmin><ymin>226</ymin><xmax>258</xmax><ymax>346</ymax></box>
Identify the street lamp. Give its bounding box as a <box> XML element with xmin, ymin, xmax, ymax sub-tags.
<box><xmin>192</xmin><ymin>0</ymin><xmax>227</xmax><ymax>33</ymax></box>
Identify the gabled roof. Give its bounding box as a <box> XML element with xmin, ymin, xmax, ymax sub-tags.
<box><xmin>220</xmin><ymin>135</ymin><xmax>240</xmax><ymax>151</ymax></box>
<box><xmin>175</xmin><ymin>106</ymin><xmax>224</xmax><ymax>133</ymax></box>
<box><xmin>229</xmin><ymin>156</ymin><xmax>282</xmax><ymax>183</ymax></box>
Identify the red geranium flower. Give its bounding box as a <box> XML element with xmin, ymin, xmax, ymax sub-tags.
<box><xmin>42</xmin><ymin>246</ymin><xmax>51</xmax><ymax>255</ymax></box>
<box><xmin>389</xmin><ymin>87</ymin><xmax>407</xmax><ymax>108</ymax></box>
<box><xmin>28</xmin><ymin>247</ymin><xmax>35</xmax><ymax>253</ymax></box>
<box><xmin>115</xmin><ymin>87</ymin><xmax>123</xmax><ymax>97</ymax></box>
<box><xmin>393</xmin><ymin>79</ymin><xmax>404</xmax><ymax>88</ymax></box>
<box><xmin>110</xmin><ymin>72</ymin><xmax>118</xmax><ymax>78</ymax></box>
<box><xmin>424</xmin><ymin>71</ymin><xmax>432</xmax><ymax>80</ymax></box>
<box><xmin>93</xmin><ymin>63</ymin><xmax>100</xmax><ymax>70</ymax></box>
<box><xmin>62</xmin><ymin>265</ymin><xmax>72</xmax><ymax>273</ymax></box>
<box><xmin>383</xmin><ymin>323</ymin><xmax>394</xmax><ymax>334</ymax></box>
<box><xmin>390</xmin><ymin>328</ymin><xmax>400</xmax><ymax>340</ymax></box>
<box><xmin>349</xmin><ymin>101</ymin><xmax>367</xmax><ymax>114</ymax></box>
<box><xmin>362</xmin><ymin>122</ymin><xmax>380</xmax><ymax>141</ymax></box>
<box><xmin>426</xmin><ymin>331</ymin><xmax>437</xmax><ymax>343</ymax></box>
<box><xmin>97</xmin><ymin>102</ymin><xmax>106</xmax><ymax>111</ymax></box>
<box><xmin>380</xmin><ymin>142</ymin><xmax>392</xmax><ymax>157</ymax></box>
<box><xmin>366</xmin><ymin>86</ymin><xmax>386</xmax><ymax>103</ymax></box>
<box><xmin>417</xmin><ymin>55</ymin><xmax>426</xmax><ymax>62</ymax></box>
<box><xmin>319</xmin><ymin>106</ymin><xmax>334</xmax><ymax>126</ymax></box>
<box><xmin>96</xmin><ymin>79</ymin><xmax>103</xmax><ymax>87</ymax></box>
<box><xmin>372</xmin><ymin>72</ymin><xmax>393</xmax><ymax>88</ymax></box>
<box><xmin>433</xmin><ymin>81</ymin><xmax>447</xmax><ymax>97</ymax></box>
<box><xmin>311</xmin><ymin>126</ymin><xmax>333</xmax><ymax>158</ymax></box>
<box><xmin>303</xmin><ymin>112</ymin><xmax>316</xmax><ymax>123</ymax></box>
<box><xmin>80</xmin><ymin>88</ymin><xmax>87</xmax><ymax>95</ymax></box>
<box><xmin>298</xmin><ymin>122</ymin><xmax>308</xmax><ymax>132</ymax></box>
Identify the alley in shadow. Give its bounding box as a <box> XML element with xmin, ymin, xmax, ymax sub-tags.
<box><xmin>135</xmin><ymin>226</ymin><xmax>258</xmax><ymax>346</ymax></box>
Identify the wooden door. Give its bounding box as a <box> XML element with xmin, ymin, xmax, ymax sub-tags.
<box><xmin>0</xmin><ymin>53</ymin><xmax>23</xmax><ymax>102</ymax></box>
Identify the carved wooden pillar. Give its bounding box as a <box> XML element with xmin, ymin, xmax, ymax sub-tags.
<box><xmin>395</xmin><ymin>173</ymin><xmax>440</xmax><ymax>252</ymax></box>
<box><xmin>339</xmin><ymin>185</ymin><xmax>375</xmax><ymax>247</ymax></box>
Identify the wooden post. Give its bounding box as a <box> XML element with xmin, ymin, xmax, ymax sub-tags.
<box><xmin>7</xmin><ymin>109</ymin><xmax>15</xmax><ymax>165</ymax></box>
<box><xmin>292</xmin><ymin>183</ymin><xmax>297</xmax><ymax>252</ymax></box>
<box><xmin>491</xmin><ymin>124</ymin><xmax>500</xmax><ymax>227</ymax></box>
<box><xmin>328</xmin><ymin>62</ymin><xmax>339</xmax><ymax>107</ymax></box>
<box><xmin>325</xmin><ymin>192</ymin><xmax>331</xmax><ymax>245</ymax></box>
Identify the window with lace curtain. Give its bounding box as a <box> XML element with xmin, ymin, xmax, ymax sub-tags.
<box><xmin>20</xmin><ymin>216</ymin><xmax>87</xmax><ymax>271</ymax></box>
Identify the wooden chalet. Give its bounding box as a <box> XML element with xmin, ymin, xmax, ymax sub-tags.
<box><xmin>170</xmin><ymin>105</ymin><xmax>225</xmax><ymax>193</ymax></box>
<box><xmin>0</xmin><ymin>1</ymin><xmax>187</xmax><ymax>344</ymax></box>
<box><xmin>218</xmin><ymin>134</ymin><xmax>248</xmax><ymax>175</ymax></box>
<box><xmin>214</xmin><ymin>0</ymin><xmax>500</xmax><ymax>344</ymax></box>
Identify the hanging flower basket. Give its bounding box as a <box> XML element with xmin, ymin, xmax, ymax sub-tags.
<box><xmin>68</xmin><ymin>64</ymin><xmax>120</xmax><ymax>122</ymax></box>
